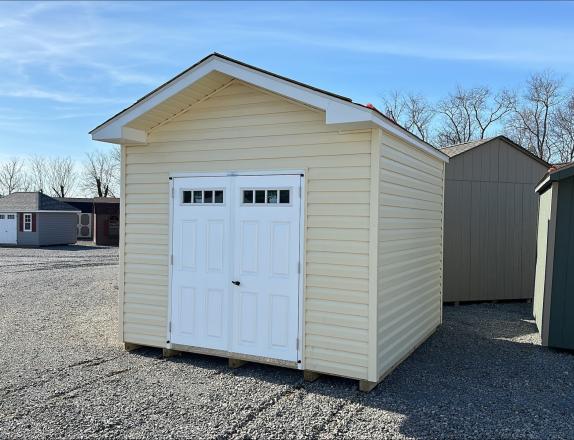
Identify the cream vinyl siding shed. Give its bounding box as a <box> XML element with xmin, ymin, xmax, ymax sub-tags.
<box><xmin>91</xmin><ymin>53</ymin><xmax>448</xmax><ymax>391</ymax></box>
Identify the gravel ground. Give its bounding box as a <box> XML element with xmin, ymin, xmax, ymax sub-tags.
<box><xmin>1</xmin><ymin>245</ymin><xmax>573</xmax><ymax>439</ymax></box>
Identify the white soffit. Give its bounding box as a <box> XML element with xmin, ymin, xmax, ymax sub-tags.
<box><xmin>90</xmin><ymin>54</ymin><xmax>448</xmax><ymax>162</ymax></box>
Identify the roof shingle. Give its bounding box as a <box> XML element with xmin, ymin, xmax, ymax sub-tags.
<box><xmin>0</xmin><ymin>192</ymin><xmax>79</xmax><ymax>212</ymax></box>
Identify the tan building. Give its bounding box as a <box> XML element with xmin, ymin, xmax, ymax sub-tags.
<box><xmin>91</xmin><ymin>53</ymin><xmax>448</xmax><ymax>391</ymax></box>
<box><xmin>441</xmin><ymin>136</ymin><xmax>549</xmax><ymax>303</ymax></box>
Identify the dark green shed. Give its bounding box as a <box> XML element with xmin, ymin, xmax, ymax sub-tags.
<box><xmin>533</xmin><ymin>162</ymin><xmax>574</xmax><ymax>350</ymax></box>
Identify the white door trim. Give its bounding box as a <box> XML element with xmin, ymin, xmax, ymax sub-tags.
<box><xmin>166</xmin><ymin>170</ymin><xmax>305</xmax><ymax>369</ymax></box>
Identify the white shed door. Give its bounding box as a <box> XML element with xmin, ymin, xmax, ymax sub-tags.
<box><xmin>170</xmin><ymin>174</ymin><xmax>301</xmax><ymax>363</ymax></box>
<box><xmin>0</xmin><ymin>213</ymin><xmax>17</xmax><ymax>244</ymax></box>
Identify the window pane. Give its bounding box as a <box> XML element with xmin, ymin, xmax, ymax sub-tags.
<box><xmin>215</xmin><ymin>190</ymin><xmax>224</xmax><ymax>203</ymax></box>
<box><xmin>182</xmin><ymin>190</ymin><xmax>192</xmax><ymax>204</ymax></box>
<box><xmin>193</xmin><ymin>191</ymin><xmax>203</xmax><ymax>203</ymax></box>
<box><xmin>255</xmin><ymin>190</ymin><xmax>265</xmax><ymax>203</ymax></box>
<box><xmin>0</xmin><ymin>215</ymin><xmax>4</xmax><ymax>219</ymax></box>
<box><xmin>243</xmin><ymin>190</ymin><xmax>253</xmax><ymax>203</ymax></box>
<box><xmin>204</xmin><ymin>190</ymin><xmax>213</xmax><ymax>203</ymax></box>
<box><xmin>8</xmin><ymin>215</ymin><xmax>14</xmax><ymax>219</ymax></box>
<box><xmin>267</xmin><ymin>190</ymin><xmax>278</xmax><ymax>203</ymax></box>
<box><xmin>279</xmin><ymin>190</ymin><xmax>290</xmax><ymax>204</ymax></box>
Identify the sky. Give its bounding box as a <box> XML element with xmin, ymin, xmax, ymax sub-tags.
<box><xmin>0</xmin><ymin>1</ymin><xmax>573</xmax><ymax>163</ymax></box>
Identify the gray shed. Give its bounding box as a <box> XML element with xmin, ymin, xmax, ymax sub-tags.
<box><xmin>0</xmin><ymin>192</ymin><xmax>79</xmax><ymax>246</ymax></box>
<box><xmin>533</xmin><ymin>162</ymin><xmax>574</xmax><ymax>350</ymax></box>
<box><xmin>440</xmin><ymin>136</ymin><xmax>549</xmax><ymax>303</ymax></box>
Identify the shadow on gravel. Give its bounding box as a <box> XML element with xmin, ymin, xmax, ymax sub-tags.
<box><xmin>154</xmin><ymin>303</ymin><xmax>574</xmax><ymax>438</ymax></box>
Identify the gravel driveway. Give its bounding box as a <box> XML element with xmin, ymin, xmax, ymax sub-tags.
<box><xmin>1</xmin><ymin>245</ymin><xmax>573</xmax><ymax>439</ymax></box>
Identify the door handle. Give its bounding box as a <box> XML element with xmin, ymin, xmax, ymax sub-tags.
<box><xmin>231</xmin><ymin>280</ymin><xmax>241</xmax><ymax>286</ymax></box>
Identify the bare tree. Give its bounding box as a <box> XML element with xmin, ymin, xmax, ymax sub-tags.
<box><xmin>382</xmin><ymin>90</ymin><xmax>407</xmax><ymax>124</ymax></box>
<box><xmin>551</xmin><ymin>92</ymin><xmax>574</xmax><ymax>163</ymax></box>
<box><xmin>435</xmin><ymin>86</ymin><xmax>513</xmax><ymax>147</ymax></box>
<box><xmin>382</xmin><ymin>91</ymin><xmax>434</xmax><ymax>141</ymax></box>
<box><xmin>82</xmin><ymin>150</ymin><xmax>119</xmax><ymax>198</ymax></box>
<box><xmin>0</xmin><ymin>158</ymin><xmax>28</xmax><ymax>195</ymax></box>
<box><xmin>29</xmin><ymin>155</ymin><xmax>48</xmax><ymax>193</ymax></box>
<box><xmin>469</xmin><ymin>87</ymin><xmax>514</xmax><ymax>140</ymax></box>
<box><xmin>47</xmin><ymin>157</ymin><xmax>77</xmax><ymax>198</ymax></box>
<box><xmin>506</xmin><ymin>71</ymin><xmax>564</xmax><ymax>161</ymax></box>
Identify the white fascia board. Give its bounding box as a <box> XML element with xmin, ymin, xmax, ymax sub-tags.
<box><xmin>535</xmin><ymin>175</ymin><xmax>551</xmax><ymax>193</ymax></box>
<box><xmin>369</xmin><ymin>113</ymin><xmax>449</xmax><ymax>163</ymax></box>
<box><xmin>91</xmin><ymin>55</ymin><xmax>448</xmax><ymax>162</ymax></box>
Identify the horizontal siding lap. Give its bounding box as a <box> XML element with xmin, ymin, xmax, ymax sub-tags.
<box><xmin>377</xmin><ymin>136</ymin><xmax>444</xmax><ymax>379</ymax></box>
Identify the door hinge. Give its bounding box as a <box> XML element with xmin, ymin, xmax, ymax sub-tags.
<box><xmin>171</xmin><ymin>187</ymin><xmax>174</xmax><ymax>198</ymax></box>
<box><xmin>296</xmin><ymin>337</ymin><xmax>299</xmax><ymax>350</ymax></box>
<box><xmin>299</xmin><ymin>186</ymin><xmax>302</xmax><ymax>197</ymax></box>
<box><xmin>297</xmin><ymin>262</ymin><xmax>301</xmax><ymax>274</ymax></box>
<box><xmin>170</xmin><ymin>254</ymin><xmax>173</xmax><ymax>265</ymax></box>
<box><xmin>169</xmin><ymin>321</ymin><xmax>172</xmax><ymax>333</ymax></box>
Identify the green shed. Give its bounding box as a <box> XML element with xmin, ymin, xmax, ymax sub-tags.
<box><xmin>533</xmin><ymin>162</ymin><xmax>574</xmax><ymax>350</ymax></box>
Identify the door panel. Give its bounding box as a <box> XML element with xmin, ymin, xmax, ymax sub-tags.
<box><xmin>170</xmin><ymin>176</ymin><xmax>231</xmax><ymax>351</ymax></box>
<box><xmin>231</xmin><ymin>175</ymin><xmax>301</xmax><ymax>362</ymax></box>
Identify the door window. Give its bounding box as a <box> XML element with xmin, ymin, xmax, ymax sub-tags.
<box><xmin>182</xmin><ymin>189</ymin><xmax>224</xmax><ymax>205</ymax></box>
<box><xmin>242</xmin><ymin>189</ymin><xmax>291</xmax><ymax>205</ymax></box>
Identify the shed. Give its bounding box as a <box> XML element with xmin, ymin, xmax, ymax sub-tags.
<box><xmin>533</xmin><ymin>162</ymin><xmax>574</xmax><ymax>350</ymax></box>
<box><xmin>57</xmin><ymin>197</ymin><xmax>95</xmax><ymax>239</ymax></box>
<box><xmin>440</xmin><ymin>136</ymin><xmax>549</xmax><ymax>303</ymax></box>
<box><xmin>90</xmin><ymin>53</ymin><xmax>449</xmax><ymax>391</ymax></box>
<box><xmin>93</xmin><ymin>198</ymin><xmax>120</xmax><ymax>246</ymax></box>
<box><xmin>0</xmin><ymin>192</ymin><xmax>79</xmax><ymax>246</ymax></box>
<box><xmin>59</xmin><ymin>197</ymin><xmax>121</xmax><ymax>245</ymax></box>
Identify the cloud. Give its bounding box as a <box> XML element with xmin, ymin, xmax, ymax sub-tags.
<box><xmin>0</xmin><ymin>86</ymin><xmax>128</xmax><ymax>105</ymax></box>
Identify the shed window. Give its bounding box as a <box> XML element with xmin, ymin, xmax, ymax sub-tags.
<box><xmin>242</xmin><ymin>189</ymin><xmax>291</xmax><ymax>205</ymax></box>
<box><xmin>23</xmin><ymin>213</ymin><xmax>32</xmax><ymax>231</ymax></box>
<box><xmin>0</xmin><ymin>215</ymin><xmax>4</xmax><ymax>219</ymax></box>
<box><xmin>7</xmin><ymin>214</ymin><xmax>14</xmax><ymax>219</ymax></box>
<box><xmin>182</xmin><ymin>189</ymin><xmax>224</xmax><ymax>205</ymax></box>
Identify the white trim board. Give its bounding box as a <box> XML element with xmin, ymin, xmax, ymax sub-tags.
<box><xmin>90</xmin><ymin>54</ymin><xmax>448</xmax><ymax>163</ymax></box>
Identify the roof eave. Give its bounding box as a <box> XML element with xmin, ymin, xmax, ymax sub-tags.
<box><xmin>91</xmin><ymin>53</ymin><xmax>448</xmax><ymax>162</ymax></box>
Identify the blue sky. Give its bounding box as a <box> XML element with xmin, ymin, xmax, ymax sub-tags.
<box><xmin>0</xmin><ymin>1</ymin><xmax>573</xmax><ymax>162</ymax></box>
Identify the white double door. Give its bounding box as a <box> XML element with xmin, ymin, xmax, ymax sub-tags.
<box><xmin>170</xmin><ymin>174</ymin><xmax>302</xmax><ymax>362</ymax></box>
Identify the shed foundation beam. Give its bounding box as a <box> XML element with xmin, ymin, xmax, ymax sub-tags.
<box><xmin>359</xmin><ymin>380</ymin><xmax>379</xmax><ymax>393</ymax></box>
<box><xmin>303</xmin><ymin>371</ymin><xmax>321</xmax><ymax>382</ymax></box>
<box><xmin>163</xmin><ymin>349</ymin><xmax>181</xmax><ymax>359</ymax></box>
<box><xmin>228</xmin><ymin>358</ymin><xmax>246</xmax><ymax>369</ymax></box>
<box><xmin>124</xmin><ymin>343</ymin><xmax>142</xmax><ymax>351</ymax></box>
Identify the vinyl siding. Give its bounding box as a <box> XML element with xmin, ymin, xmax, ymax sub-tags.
<box><xmin>122</xmin><ymin>80</ymin><xmax>372</xmax><ymax>380</ymax></box>
<box><xmin>377</xmin><ymin>135</ymin><xmax>444</xmax><ymax>378</ymax></box>
<box><xmin>443</xmin><ymin>138</ymin><xmax>548</xmax><ymax>302</ymax></box>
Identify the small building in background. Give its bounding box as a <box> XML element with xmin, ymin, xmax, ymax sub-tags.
<box><xmin>93</xmin><ymin>198</ymin><xmax>120</xmax><ymax>246</ymax></box>
<box><xmin>440</xmin><ymin>136</ymin><xmax>549</xmax><ymax>303</ymax></box>
<box><xmin>0</xmin><ymin>192</ymin><xmax>79</xmax><ymax>246</ymax></box>
<box><xmin>533</xmin><ymin>162</ymin><xmax>574</xmax><ymax>350</ymax></box>
<box><xmin>57</xmin><ymin>197</ymin><xmax>120</xmax><ymax>246</ymax></box>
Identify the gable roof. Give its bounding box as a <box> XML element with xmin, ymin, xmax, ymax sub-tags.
<box><xmin>0</xmin><ymin>192</ymin><xmax>80</xmax><ymax>212</ymax></box>
<box><xmin>90</xmin><ymin>53</ymin><xmax>448</xmax><ymax>163</ymax></box>
<box><xmin>536</xmin><ymin>162</ymin><xmax>574</xmax><ymax>194</ymax></box>
<box><xmin>440</xmin><ymin>135</ymin><xmax>550</xmax><ymax>167</ymax></box>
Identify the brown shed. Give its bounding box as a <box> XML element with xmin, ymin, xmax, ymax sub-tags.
<box><xmin>93</xmin><ymin>198</ymin><xmax>120</xmax><ymax>246</ymax></box>
<box><xmin>441</xmin><ymin>136</ymin><xmax>549</xmax><ymax>303</ymax></box>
